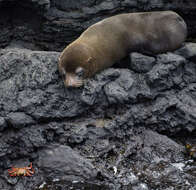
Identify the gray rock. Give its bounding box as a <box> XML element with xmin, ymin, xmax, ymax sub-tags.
<box><xmin>0</xmin><ymin>29</ymin><xmax>196</xmax><ymax>189</ymax></box>
<box><xmin>0</xmin><ymin>117</ymin><xmax>7</xmax><ymax>131</ymax></box>
<box><xmin>6</xmin><ymin>112</ymin><xmax>35</xmax><ymax>128</ymax></box>
<box><xmin>104</xmin><ymin>69</ymin><xmax>134</xmax><ymax>104</ymax></box>
<box><xmin>146</xmin><ymin>53</ymin><xmax>186</xmax><ymax>91</ymax></box>
<box><xmin>0</xmin><ymin>0</ymin><xmax>195</xmax><ymax>51</ymax></box>
<box><xmin>81</xmin><ymin>68</ymin><xmax>120</xmax><ymax>105</ymax></box>
<box><xmin>68</xmin><ymin>126</ymin><xmax>88</xmax><ymax>144</ymax></box>
<box><xmin>0</xmin><ymin>48</ymin><xmax>85</xmax><ymax>120</ymax></box>
<box><xmin>183</xmin><ymin>61</ymin><xmax>196</xmax><ymax>83</ymax></box>
<box><xmin>156</xmin><ymin>52</ymin><xmax>186</xmax><ymax>65</ymax></box>
<box><xmin>38</xmin><ymin>144</ymin><xmax>97</xmax><ymax>180</ymax></box>
<box><xmin>0</xmin><ymin>2</ymin><xmax>196</xmax><ymax>190</ymax></box>
<box><xmin>139</xmin><ymin>130</ymin><xmax>184</xmax><ymax>162</ymax></box>
<box><xmin>55</xmin><ymin>0</ymin><xmax>96</xmax><ymax>11</ymax></box>
<box><xmin>132</xmin><ymin>183</ymin><xmax>149</xmax><ymax>190</ymax></box>
<box><xmin>175</xmin><ymin>43</ymin><xmax>196</xmax><ymax>61</ymax></box>
<box><xmin>130</xmin><ymin>52</ymin><xmax>156</xmax><ymax>73</ymax></box>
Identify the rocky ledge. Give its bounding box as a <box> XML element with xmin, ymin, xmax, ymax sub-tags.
<box><xmin>0</xmin><ymin>43</ymin><xmax>196</xmax><ymax>189</ymax></box>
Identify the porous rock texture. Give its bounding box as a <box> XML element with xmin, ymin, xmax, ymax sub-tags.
<box><xmin>0</xmin><ymin>0</ymin><xmax>196</xmax><ymax>190</ymax></box>
<box><xmin>1</xmin><ymin>44</ymin><xmax>196</xmax><ymax>189</ymax></box>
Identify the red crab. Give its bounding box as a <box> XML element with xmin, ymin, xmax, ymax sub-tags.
<box><xmin>8</xmin><ymin>162</ymin><xmax>34</xmax><ymax>177</ymax></box>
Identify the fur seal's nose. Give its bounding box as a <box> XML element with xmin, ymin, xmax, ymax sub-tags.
<box><xmin>65</xmin><ymin>74</ymin><xmax>83</xmax><ymax>88</ymax></box>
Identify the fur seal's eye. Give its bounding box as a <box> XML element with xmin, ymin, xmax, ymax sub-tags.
<box><xmin>76</xmin><ymin>67</ymin><xmax>84</xmax><ymax>77</ymax></box>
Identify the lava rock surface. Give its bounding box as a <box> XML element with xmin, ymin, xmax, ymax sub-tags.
<box><xmin>0</xmin><ymin>0</ymin><xmax>196</xmax><ymax>190</ymax></box>
<box><xmin>0</xmin><ymin>43</ymin><xmax>196</xmax><ymax>189</ymax></box>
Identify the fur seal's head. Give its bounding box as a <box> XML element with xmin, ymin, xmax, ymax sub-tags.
<box><xmin>58</xmin><ymin>42</ymin><xmax>93</xmax><ymax>87</ymax></box>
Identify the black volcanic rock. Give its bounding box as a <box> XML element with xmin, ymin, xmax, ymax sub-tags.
<box><xmin>0</xmin><ymin>44</ymin><xmax>196</xmax><ymax>189</ymax></box>
<box><xmin>38</xmin><ymin>144</ymin><xmax>97</xmax><ymax>180</ymax></box>
<box><xmin>6</xmin><ymin>112</ymin><xmax>35</xmax><ymax>129</ymax></box>
<box><xmin>175</xmin><ymin>42</ymin><xmax>196</xmax><ymax>61</ymax></box>
<box><xmin>0</xmin><ymin>1</ymin><xmax>196</xmax><ymax>189</ymax></box>
<box><xmin>129</xmin><ymin>52</ymin><xmax>156</xmax><ymax>73</ymax></box>
<box><xmin>0</xmin><ymin>0</ymin><xmax>195</xmax><ymax>51</ymax></box>
<box><xmin>0</xmin><ymin>46</ymin><xmax>196</xmax><ymax>134</ymax></box>
<box><xmin>0</xmin><ymin>117</ymin><xmax>7</xmax><ymax>131</ymax></box>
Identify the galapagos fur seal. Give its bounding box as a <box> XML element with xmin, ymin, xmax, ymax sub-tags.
<box><xmin>58</xmin><ymin>11</ymin><xmax>187</xmax><ymax>87</ymax></box>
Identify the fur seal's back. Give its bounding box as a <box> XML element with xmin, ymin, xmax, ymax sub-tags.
<box><xmin>59</xmin><ymin>11</ymin><xmax>187</xmax><ymax>87</ymax></box>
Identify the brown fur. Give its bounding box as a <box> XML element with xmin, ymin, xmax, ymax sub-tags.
<box><xmin>59</xmin><ymin>11</ymin><xmax>187</xmax><ymax>87</ymax></box>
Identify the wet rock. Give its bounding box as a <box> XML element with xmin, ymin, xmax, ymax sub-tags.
<box><xmin>38</xmin><ymin>144</ymin><xmax>97</xmax><ymax>180</ymax></box>
<box><xmin>132</xmin><ymin>183</ymin><xmax>149</xmax><ymax>190</ymax></box>
<box><xmin>129</xmin><ymin>52</ymin><xmax>156</xmax><ymax>73</ymax></box>
<box><xmin>37</xmin><ymin>180</ymin><xmax>110</xmax><ymax>190</ymax></box>
<box><xmin>0</xmin><ymin>177</ymin><xmax>12</xmax><ymax>190</ymax></box>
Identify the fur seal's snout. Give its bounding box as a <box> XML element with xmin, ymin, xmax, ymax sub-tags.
<box><xmin>59</xmin><ymin>65</ymin><xmax>84</xmax><ymax>87</ymax></box>
<box><xmin>65</xmin><ymin>73</ymin><xmax>84</xmax><ymax>87</ymax></box>
<box><xmin>58</xmin><ymin>43</ymin><xmax>91</xmax><ymax>87</ymax></box>
<box><xmin>59</xmin><ymin>11</ymin><xmax>187</xmax><ymax>88</ymax></box>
